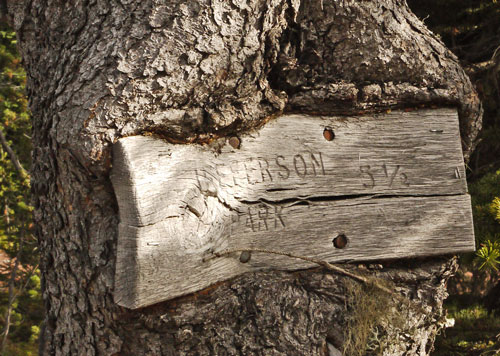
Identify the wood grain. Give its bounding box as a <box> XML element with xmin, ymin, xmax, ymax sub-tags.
<box><xmin>111</xmin><ymin>108</ymin><xmax>475</xmax><ymax>309</ymax></box>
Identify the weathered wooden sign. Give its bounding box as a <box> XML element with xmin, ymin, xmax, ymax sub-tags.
<box><xmin>111</xmin><ymin>108</ymin><xmax>475</xmax><ymax>309</ymax></box>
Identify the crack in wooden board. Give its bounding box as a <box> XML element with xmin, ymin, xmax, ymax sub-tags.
<box><xmin>110</xmin><ymin>108</ymin><xmax>475</xmax><ymax>309</ymax></box>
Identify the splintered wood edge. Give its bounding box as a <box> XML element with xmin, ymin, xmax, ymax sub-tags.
<box><xmin>111</xmin><ymin>108</ymin><xmax>475</xmax><ymax>309</ymax></box>
<box><xmin>111</xmin><ymin>143</ymin><xmax>141</xmax><ymax>306</ymax></box>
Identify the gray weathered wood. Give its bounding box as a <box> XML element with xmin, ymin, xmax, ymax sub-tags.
<box><xmin>111</xmin><ymin>108</ymin><xmax>474</xmax><ymax>309</ymax></box>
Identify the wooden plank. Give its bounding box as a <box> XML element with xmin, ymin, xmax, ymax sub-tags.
<box><xmin>115</xmin><ymin>195</ymin><xmax>474</xmax><ymax>309</ymax></box>
<box><xmin>110</xmin><ymin>108</ymin><xmax>475</xmax><ymax>309</ymax></box>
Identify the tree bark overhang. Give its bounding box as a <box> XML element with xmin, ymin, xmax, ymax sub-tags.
<box><xmin>111</xmin><ymin>108</ymin><xmax>475</xmax><ymax>309</ymax></box>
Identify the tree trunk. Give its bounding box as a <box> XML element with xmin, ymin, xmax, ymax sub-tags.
<box><xmin>7</xmin><ymin>0</ymin><xmax>481</xmax><ymax>355</ymax></box>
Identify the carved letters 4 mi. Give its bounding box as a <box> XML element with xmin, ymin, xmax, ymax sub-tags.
<box><xmin>111</xmin><ymin>108</ymin><xmax>475</xmax><ymax>309</ymax></box>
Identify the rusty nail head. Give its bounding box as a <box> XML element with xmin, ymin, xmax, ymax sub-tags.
<box><xmin>333</xmin><ymin>234</ymin><xmax>348</xmax><ymax>249</ymax></box>
<box><xmin>229</xmin><ymin>136</ymin><xmax>241</xmax><ymax>149</ymax></box>
<box><xmin>323</xmin><ymin>128</ymin><xmax>335</xmax><ymax>141</ymax></box>
<box><xmin>239</xmin><ymin>251</ymin><xmax>251</xmax><ymax>263</ymax></box>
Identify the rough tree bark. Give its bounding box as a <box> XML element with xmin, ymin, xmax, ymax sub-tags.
<box><xmin>6</xmin><ymin>0</ymin><xmax>481</xmax><ymax>355</ymax></box>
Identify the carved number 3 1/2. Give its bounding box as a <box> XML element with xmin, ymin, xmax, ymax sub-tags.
<box><xmin>359</xmin><ymin>164</ymin><xmax>410</xmax><ymax>189</ymax></box>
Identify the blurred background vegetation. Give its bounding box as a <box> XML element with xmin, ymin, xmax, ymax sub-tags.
<box><xmin>0</xmin><ymin>19</ymin><xmax>42</xmax><ymax>356</ymax></box>
<box><xmin>0</xmin><ymin>1</ymin><xmax>498</xmax><ymax>355</ymax></box>
<box><xmin>408</xmin><ymin>0</ymin><xmax>500</xmax><ymax>354</ymax></box>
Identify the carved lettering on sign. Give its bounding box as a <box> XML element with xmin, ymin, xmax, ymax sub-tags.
<box><xmin>201</xmin><ymin>153</ymin><xmax>415</xmax><ymax>193</ymax></box>
<box><xmin>228</xmin><ymin>206</ymin><xmax>286</xmax><ymax>236</ymax></box>
<box><xmin>359</xmin><ymin>163</ymin><xmax>411</xmax><ymax>189</ymax></box>
<box><xmin>201</xmin><ymin>152</ymin><xmax>328</xmax><ymax>188</ymax></box>
<box><xmin>111</xmin><ymin>108</ymin><xmax>475</xmax><ymax>309</ymax></box>
<box><xmin>244</xmin><ymin>205</ymin><xmax>286</xmax><ymax>233</ymax></box>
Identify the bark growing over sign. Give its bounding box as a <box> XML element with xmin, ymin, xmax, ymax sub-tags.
<box><xmin>6</xmin><ymin>0</ymin><xmax>482</xmax><ymax>355</ymax></box>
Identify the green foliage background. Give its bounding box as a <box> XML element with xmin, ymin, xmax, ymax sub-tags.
<box><xmin>408</xmin><ymin>0</ymin><xmax>500</xmax><ymax>354</ymax></box>
<box><xmin>0</xmin><ymin>20</ymin><xmax>42</xmax><ymax>355</ymax></box>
